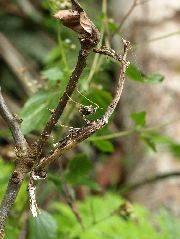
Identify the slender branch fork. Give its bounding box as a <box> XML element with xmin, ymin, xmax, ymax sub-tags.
<box><xmin>0</xmin><ymin>88</ymin><xmax>28</xmax><ymax>151</ymax></box>
<box><xmin>0</xmin><ymin>89</ymin><xmax>31</xmax><ymax>238</ymax></box>
<box><xmin>0</xmin><ymin>0</ymin><xmax>130</xmax><ymax>237</ymax></box>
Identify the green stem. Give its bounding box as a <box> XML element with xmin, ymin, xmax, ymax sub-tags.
<box><xmin>57</xmin><ymin>23</ymin><xmax>69</xmax><ymax>70</ymax></box>
<box><xmin>134</xmin><ymin>30</ymin><xmax>180</xmax><ymax>49</ymax></box>
<box><xmin>89</xmin><ymin>117</ymin><xmax>180</xmax><ymax>141</ymax></box>
<box><xmin>86</xmin><ymin>0</ymin><xmax>108</xmax><ymax>86</ymax></box>
<box><xmin>89</xmin><ymin>129</ymin><xmax>135</xmax><ymax>141</ymax></box>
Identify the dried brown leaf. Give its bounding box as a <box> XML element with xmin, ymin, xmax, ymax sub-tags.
<box><xmin>79</xmin><ymin>12</ymin><xmax>92</xmax><ymax>34</ymax></box>
<box><xmin>54</xmin><ymin>10</ymin><xmax>93</xmax><ymax>35</ymax></box>
<box><xmin>53</xmin><ymin>1</ymin><xmax>100</xmax><ymax>46</ymax></box>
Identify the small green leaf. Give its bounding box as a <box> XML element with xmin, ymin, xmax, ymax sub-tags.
<box><xmin>126</xmin><ymin>64</ymin><xmax>141</xmax><ymax>82</ymax></box>
<box><xmin>80</xmin><ymin>178</ymin><xmax>100</xmax><ymax>190</ymax></box>
<box><xmin>131</xmin><ymin>112</ymin><xmax>146</xmax><ymax>127</ymax></box>
<box><xmin>5</xmin><ymin>225</ymin><xmax>20</xmax><ymax>239</ymax></box>
<box><xmin>28</xmin><ymin>211</ymin><xmax>57</xmax><ymax>239</ymax></box>
<box><xmin>0</xmin><ymin>160</ymin><xmax>12</xmax><ymax>201</ymax></box>
<box><xmin>127</xmin><ymin>64</ymin><xmax>164</xmax><ymax>84</ymax></box>
<box><xmin>144</xmin><ymin>131</ymin><xmax>173</xmax><ymax>144</ymax></box>
<box><xmin>20</xmin><ymin>90</ymin><xmax>61</xmax><ymax>134</ymax></box>
<box><xmin>140</xmin><ymin>131</ymin><xmax>180</xmax><ymax>157</ymax></box>
<box><xmin>169</xmin><ymin>143</ymin><xmax>180</xmax><ymax>158</ymax></box>
<box><xmin>143</xmin><ymin>73</ymin><xmax>164</xmax><ymax>84</ymax></box>
<box><xmin>44</xmin><ymin>46</ymin><xmax>61</xmax><ymax>64</ymax></box>
<box><xmin>141</xmin><ymin>135</ymin><xmax>157</xmax><ymax>152</ymax></box>
<box><xmin>92</xmin><ymin>140</ymin><xmax>114</xmax><ymax>153</ymax></box>
<box><xmin>48</xmin><ymin>173</ymin><xmax>62</xmax><ymax>188</ymax></box>
<box><xmin>42</xmin><ymin>66</ymin><xmax>63</xmax><ymax>82</ymax></box>
<box><xmin>65</xmin><ymin>154</ymin><xmax>93</xmax><ymax>185</ymax></box>
<box><xmin>108</xmin><ymin>20</ymin><xmax>119</xmax><ymax>33</ymax></box>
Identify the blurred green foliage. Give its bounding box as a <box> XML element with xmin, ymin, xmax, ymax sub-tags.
<box><xmin>0</xmin><ymin>0</ymin><xmax>180</xmax><ymax>238</ymax></box>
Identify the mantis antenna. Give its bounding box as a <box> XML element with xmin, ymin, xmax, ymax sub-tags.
<box><xmin>66</xmin><ymin>89</ymin><xmax>103</xmax><ymax>123</ymax></box>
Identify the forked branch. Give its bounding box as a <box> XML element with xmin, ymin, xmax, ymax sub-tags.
<box><xmin>0</xmin><ymin>89</ymin><xmax>31</xmax><ymax>238</ymax></box>
<box><xmin>0</xmin><ymin>88</ymin><xmax>28</xmax><ymax>151</ymax></box>
<box><xmin>35</xmin><ymin>0</ymin><xmax>100</xmax><ymax>159</ymax></box>
<box><xmin>36</xmin><ymin>39</ymin><xmax>130</xmax><ymax>171</ymax></box>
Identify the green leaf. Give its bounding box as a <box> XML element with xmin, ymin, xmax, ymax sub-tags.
<box><xmin>143</xmin><ymin>73</ymin><xmax>164</xmax><ymax>84</ymax></box>
<box><xmin>0</xmin><ymin>159</ymin><xmax>12</xmax><ymax>201</ymax></box>
<box><xmin>20</xmin><ymin>90</ymin><xmax>61</xmax><ymax>134</ymax></box>
<box><xmin>141</xmin><ymin>131</ymin><xmax>180</xmax><ymax>158</ymax></box>
<box><xmin>92</xmin><ymin>140</ymin><xmax>114</xmax><ymax>153</ymax></box>
<box><xmin>48</xmin><ymin>173</ymin><xmax>62</xmax><ymax>188</ymax></box>
<box><xmin>131</xmin><ymin>112</ymin><xmax>146</xmax><ymax>127</ymax></box>
<box><xmin>44</xmin><ymin>46</ymin><xmax>61</xmax><ymax>64</ymax></box>
<box><xmin>141</xmin><ymin>135</ymin><xmax>157</xmax><ymax>152</ymax></box>
<box><xmin>28</xmin><ymin>211</ymin><xmax>57</xmax><ymax>239</ymax></box>
<box><xmin>169</xmin><ymin>143</ymin><xmax>180</xmax><ymax>158</ymax></box>
<box><xmin>157</xmin><ymin>209</ymin><xmax>180</xmax><ymax>238</ymax></box>
<box><xmin>127</xmin><ymin>64</ymin><xmax>164</xmax><ymax>84</ymax></box>
<box><xmin>5</xmin><ymin>224</ymin><xmax>20</xmax><ymax>239</ymax></box>
<box><xmin>80</xmin><ymin>178</ymin><xmax>100</xmax><ymax>190</ymax></box>
<box><xmin>126</xmin><ymin>64</ymin><xmax>141</xmax><ymax>81</ymax></box>
<box><xmin>42</xmin><ymin>66</ymin><xmax>63</xmax><ymax>82</ymax></box>
<box><xmin>144</xmin><ymin>131</ymin><xmax>173</xmax><ymax>145</ymax></box>
<box><xmin>65</xmin><ymin>154</ymin><xmax>93</xmax><ymax>185</ymax></box>
<box><xmin>108</xmin><ymin>20</ymin><xmax>119</xmax><ymax>34</ymax></box>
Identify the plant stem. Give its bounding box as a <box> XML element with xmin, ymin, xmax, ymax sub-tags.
<box><xmin>57</xmin><ymin>23</ymin><xmax>69</xmax><ymax>70</ymax></box>
<box><xmin>86</xmin><ymin>0</ymin><xmax>107</xmax><ymax>86</ymax></box>
<box><xmin>134</xmin><ymin>30</ymin><xmax>180</xmax><ymax>49</ymax></box>
<box><xmin>89</xmin><ymin>129</ymin><xmax>135</xmax><ymax>141</ymax></box>
<box><xmin>89</xmin><ymin>117</ymin><xmax>180</xmax><ymax>141</ymax></box>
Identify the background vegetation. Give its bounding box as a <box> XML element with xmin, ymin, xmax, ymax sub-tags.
<box><xmin>0</xmin><ymin>0</ymin><xmax>180</xmax><ymax>238</ymax></box>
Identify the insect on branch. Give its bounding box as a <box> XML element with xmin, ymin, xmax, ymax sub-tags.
<box><xmin>36</xmin><ymin>39</ymin><xmax>130</xmax><ymax>172</ymax></box>
<box><xmin>34</xmin><ymin>0</ymin><xmax>100</xmax><ymax>160</ymax></box>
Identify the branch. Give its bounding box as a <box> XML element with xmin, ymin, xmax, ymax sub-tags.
<box><xmin>0</xmin><ymin>87</ymin><xmax>28</xmax><ymax>151</ymax></box>
<box><xmin>0</xmin><ymin>88</ymin><xmax>31</xmax><ymax>238</ymax></box>
<box><xmin>34</xmin><ymin>0</ymin><xmax>100</xmax><ymax>160</ymax></box>
<box><xmin>110</xmin><ymin>0</ymin><xmax>138</xmax><ymax>39</ymax></box>
<box><xmin>93</xmin><ymin>46</ymin><xmax>129</xmax><ymax>66</ymax></box>
<box><xmin>59</xmin><ymin>162</ymin><xmax>84</xmax><ymax>229</ymax></box>
<box><xmin>36</xmin><ymin>39</ymin><xmax>130</xmax><ymax>171</ymax></box>
<box><xmin>110</xmin><ymin>0</ymin><xmax>149</xmax><ymax>40</ymax></box>
<box><xmin>35</xmin><ymin>49</ymin><xmax>89</xmax><ymax>157</ymax></box>
<box><xmin>121</xmin><ymin>171</ymin><xmax>180</xmax><ymax>194</ymax></box>
<box><xmin>0</xmin><ymin>33</ymin><xmax>41</xmax><ymax>96</ymax></box>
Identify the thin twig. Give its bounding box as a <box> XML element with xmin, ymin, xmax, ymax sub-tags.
<box><xmin>35</xmin><ymin>48</ymin><xmax>90</xmax><ymax>159</ymax></box>
<box><xmin>0</xmin><ymin>88</ymin><xmax>28</xmax><ymax>151</ymax></box>
<box><xmin>110</xmin><ymin>0</ymin><xmax>151</xmax><ymax>40</ymax></box>
<box><xmin>134</xmin><ymin>30</ymin><xmax>180</xmax><ymax>49</ymax></box>
<box><xmin>111</xmin><ymin>0</ymin><xmax>138</xmax><ymax>39</ymax></box>
<box><xmin>93</xmin><ymin>46</ymin><xmax>129</xmax><ymax>66</ymax></box>
<box><xmin>0</xmin><ymin>88</ymin><xmax>31</xmax><ymax>237</ymax></box>
<box><xmin>59</xmin><ymin>162</ymin><xmax>84</xmax><ymax>230</ymax></box>
<box><xmin>0</xmin><ymin>33</ymin><xmax>41</xmax><ymax>95</ymax></box>
<box><xmin>89</xmin><ymin>116</ymin><xmax>180</xmax><ymax>141</ymax></box>
<box><xmin>86</xmin><ymin>0</ymin><xmax>106</xmax><ymax>86</ymax></box>
<box><xmin>120</xmin><ymin>171</ymin><xmax>180</xmax><ymax>194</ymax></box>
